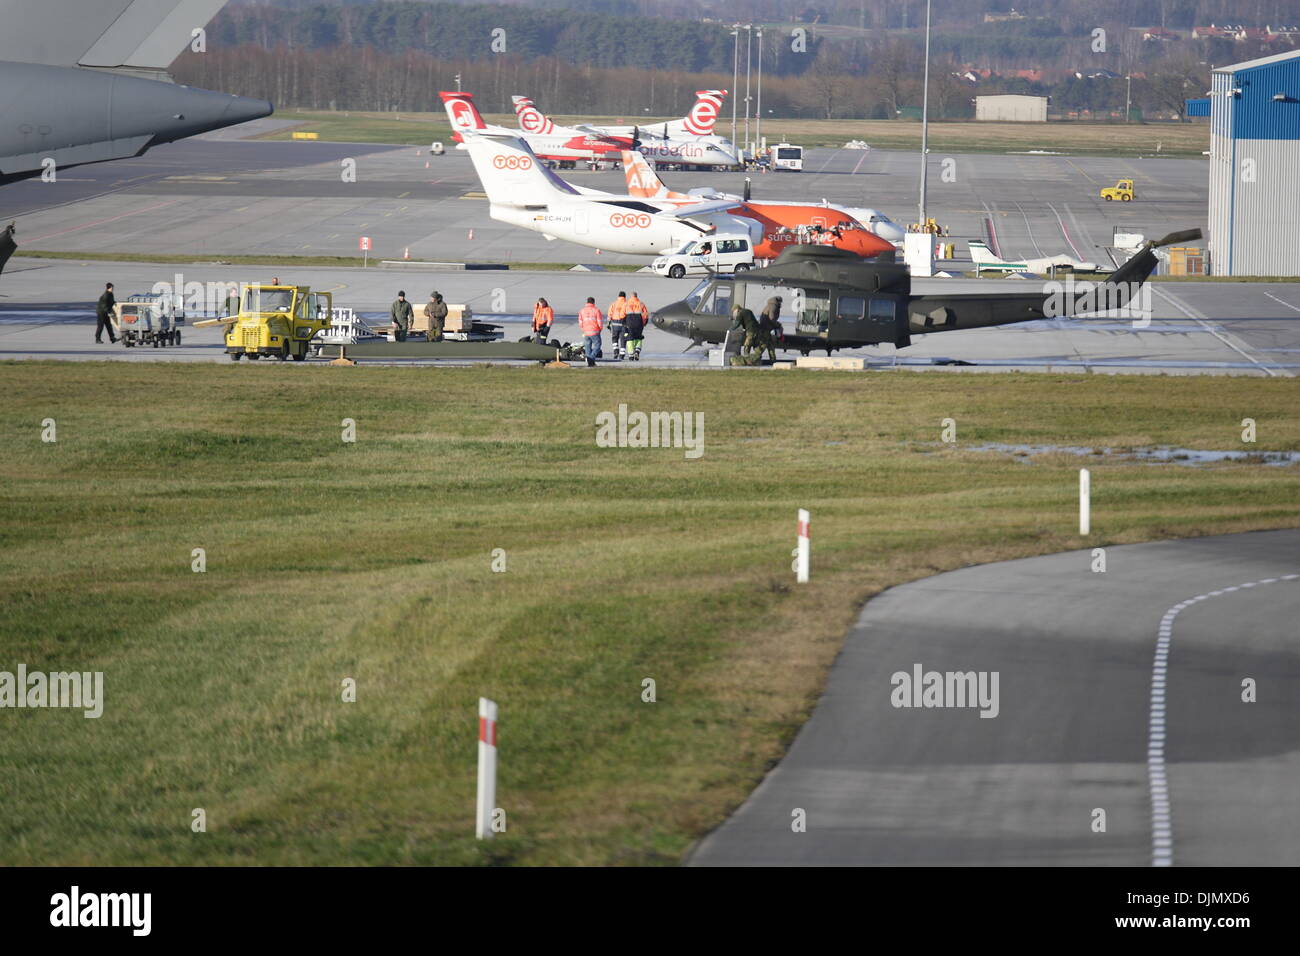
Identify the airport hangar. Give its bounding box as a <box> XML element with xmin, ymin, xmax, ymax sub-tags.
<box><xmin>1208</xmin><ymin>48</ymin><xmax>1300</xmax><ymax>277</ymax></box>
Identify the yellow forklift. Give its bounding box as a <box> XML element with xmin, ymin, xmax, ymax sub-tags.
<box><xmin>195</xmin><ymin>284</ymin><xmax>333</xmax><ymax>361</ymax></box>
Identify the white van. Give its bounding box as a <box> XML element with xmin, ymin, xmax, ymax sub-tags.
<box><xmin>652</xmin><ymin>234</ymin><xmax>755</xmax><ymax>278</ymax></box>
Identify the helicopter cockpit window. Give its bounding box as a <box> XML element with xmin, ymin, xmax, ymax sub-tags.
<box><xmin>685</xmin><ymin>279</ymin><xmax>713</xmax><ymax>313</ymax></box>
<box><xmin>712</xmin><ymin>282</ymin><xmax>733</xmax><ymax>316</ymax></box>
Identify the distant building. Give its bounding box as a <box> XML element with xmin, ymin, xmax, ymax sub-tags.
<box><xmin>983</xmin><ymin>8</ymin><xmax>1026</xmax><ymax>23</ymax></box>
<box><xmin>974</xmin><ymin>94</ymin><xmax>1048</xmax><ymax>122</ymax></box>
<box><xmin>1142</xmin><ymin>27</ymin><xmax>1179</xmax><ymax>42</ymax></box>
<box><xmin>1207</xmin><ymin>49</ymin><xmax>1300</xmax><ymax>275</ymax></box>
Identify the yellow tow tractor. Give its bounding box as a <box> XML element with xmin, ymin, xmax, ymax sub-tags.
<box><xmin>1100</xmin><ymin>179</ymin><xmax>1135</xmax><ymax>202</ymax></box>
<box><xmin>194</xmin><ymin>284</ymin><xmax>333</xmax><ymax>361</ymax></box>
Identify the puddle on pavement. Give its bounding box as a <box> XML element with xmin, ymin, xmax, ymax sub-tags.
<box><xmin>965</xmin><ymin>443</ymin><xmax>1300</xmax><ymax>466</ymax></box>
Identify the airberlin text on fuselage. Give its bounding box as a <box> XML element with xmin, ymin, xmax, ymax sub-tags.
<box><xmin>641</xmin><ymin>144</ymin><xmax>706</xmax><ymax>159</ymax></box>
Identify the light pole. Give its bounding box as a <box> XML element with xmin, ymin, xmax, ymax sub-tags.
<box><xmin>918</xmin><ymin>0</ymin><xmax>932</xmax><ymax>227</ymax></box>
<box><xmin>744</xmin><ymin>25</ymin><xmax>753</xmax><ymax>156</ymax></box>
<box><xmin>756</xmin><ymin>28</ymin><xmax>764</xmax><ymax>152</ymax></box>
<box><xmin>731</xmin><ymin>28</ymin><xmax>739</xmax><ymax>148</ymax></box>
<box><xmin>1125</xmin><ymin>74</ymin><xmax>1132</xmax><ymax>122</ymax></box>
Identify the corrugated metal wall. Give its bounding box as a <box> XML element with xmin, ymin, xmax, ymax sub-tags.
<box><xmin>1209</xmin><ymin>53</ymin><xmax>1300</xmax><ymax>276</ymax></box>
<box><xmin>1208</xmin><ymin>71</ymin><xmax>1236</xmax><ymax>274</ymax></box>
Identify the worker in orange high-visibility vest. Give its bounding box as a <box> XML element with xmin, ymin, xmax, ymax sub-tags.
<box><xmin>532</xmin><ymin>297</ymin><xmax>554</xmax><ymax>344</ymax></box>
<box><xmin>606</xmin><ymin>290</ymin><xmax>629</xmax><ymax>360</ymax></box>
<box><xmin>577</xmin><ymin>297</ymin><xmax>604</xmax><ymax>367</ymax></box>
<box><xmin>623</xmin><ymin>292</ymin><xmax>649</xmax><ymax>361</ymax></box>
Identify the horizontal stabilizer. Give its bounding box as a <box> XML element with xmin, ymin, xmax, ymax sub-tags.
<box><xmin>0</xmin><ymin>0</ymin><xmax>228</xmax><ymax>70</ymax></box>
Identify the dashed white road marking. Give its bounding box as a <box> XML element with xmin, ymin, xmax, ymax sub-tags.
<box><xmin>1148</xmin><ymin>572</ymin><xmax>1299</xmax><ymax>866</ymax></box>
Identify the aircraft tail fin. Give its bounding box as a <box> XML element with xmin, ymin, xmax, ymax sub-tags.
<box><xmin>440</xmin><ymin>90</ymin><xmax>490</xmax><ymax>136</ymax></box>
<box><xmin>461</xmin><ymin>132</ymin><xmax>578</xmax><ymax>206</ymax></box>
<box><xmin>677</xmin><ymin>90</ymin><xmax>727</xmax><ymax>136</ymax></box>
<box><xmin>512</xmin><ymin>95</ymin><xmax>557</xmax><ymax>135</ymax></box>
<box><xmin>967</xmin><ymin>240</ymin><xmax>1000</xmax><ymax>265</ymax></box>
<box><xmin>622</xmin><ymin>150</ymin><xmax>690</xmax><ymax>200</ymax></box>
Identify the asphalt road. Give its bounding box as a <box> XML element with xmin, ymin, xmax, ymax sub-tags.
<box><xmin>689</xmin><ymin>530</ymin><xmax>1300</xmax><ymax>866</ymax></box>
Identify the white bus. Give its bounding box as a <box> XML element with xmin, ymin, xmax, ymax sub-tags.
<box><xmin>770</xmin><ymin>143</ymin><xmax>803</xmax><ymax>171</ymax></box>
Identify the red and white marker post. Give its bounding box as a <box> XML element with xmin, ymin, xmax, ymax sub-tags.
<box><xmin>795</xmin><ymin>509</ymin><xmax>810</xmax><ymax>583</ymax></box>
<box><xmin>1079</xmin><ymin>468</ymin><xmax>1091</xmax><ymax>535</ymax></box>
<box><xmin>476</xmin><ymin>697</ymin><xmax>498</xmax><ymax>840</ymax></box>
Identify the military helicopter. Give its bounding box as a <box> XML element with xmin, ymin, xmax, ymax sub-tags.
<box><xmin>651</xmin><ymin>228</ymin><xmax>1201</xmax><ymax>354</ymax></box>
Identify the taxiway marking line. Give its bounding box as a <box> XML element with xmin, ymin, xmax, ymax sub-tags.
<box><xmin>1152</xmin><ymin>286</ymin><xmax>1289</xmax><ymax>378</ymax></box>
<box><xmin>1263</xmin><ymin>292</ymin><xmax>1300</xmax><ymax>314</ymax></box>
<box><xmin>1148</xmin><ymin>573</ymin><xmax>1299</xmax><ymax>866</ymax></box>
<box><xmin>26</xmin><ymin>200</ymin><xmax>182</xmax><ymax>243</ymax></box>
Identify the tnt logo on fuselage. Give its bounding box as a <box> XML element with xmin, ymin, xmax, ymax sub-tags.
<box><xmin>610</xmin><ymin>213</ymin><xmax>652</xmax><ymax>228</ymax></box>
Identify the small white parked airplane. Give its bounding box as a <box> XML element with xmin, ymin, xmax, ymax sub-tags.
<box><xmin>968</xmin><ymin>239</ymin><xmax>1099</xmax><ymax>273</ymax></box>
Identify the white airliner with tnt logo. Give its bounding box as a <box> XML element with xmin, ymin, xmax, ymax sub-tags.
<box><xmin>511</xmin><ymin>91</ymin><xmax>742</xmax><ymax>168</ymax></box>
<box><xmin>455</xmin><ymin>127</ymin><xmax>758</xmax><ymax>256</ymax></box>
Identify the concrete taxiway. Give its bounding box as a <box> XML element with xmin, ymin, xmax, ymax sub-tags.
<box><xmin>689</xmin><ymin>529</ymin><xmax>1300</xmax><ymax>866</ymax></box>
<box><xmin>2</xmin><ymin>261</ymin><xmax>1297</xmax><ymax>374</ymax></box>
<box><xmin>0</xmin><ymin>132</ymin><xmax>1208</xmax><ymax>266</ymax></box>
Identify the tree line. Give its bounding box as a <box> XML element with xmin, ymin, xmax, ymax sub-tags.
<box><xmin>172</xmin><ymin>39</ymin><xmax>1212</xmax><ymax>121</ymax></box>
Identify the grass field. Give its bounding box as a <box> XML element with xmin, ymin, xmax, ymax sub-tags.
<box><xmin>262</xmin><ymin>109</ymin><xmax>1209</xmax><ymax>157</ymax></box>
<box><xmin>1</xmin><ymin>364</ymin><xmax>1296</xmax><ymax>865</ymax></box>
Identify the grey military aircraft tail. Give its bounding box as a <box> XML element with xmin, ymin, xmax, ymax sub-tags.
<box><xmin>0</xmin><ymin>0</ymin><xmax>271</xmax><ymax>272</ymax></box>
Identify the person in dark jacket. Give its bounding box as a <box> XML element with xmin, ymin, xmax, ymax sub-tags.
<box><xmin>390</xmin><ymin>290</ymin><xmax>413</xmax><ymax>341</ymax></box>
<box><xmin>95</xmin><ymin>282</ymin><xmax>117</xmax><ymax>344</ymax></box>
<box><xmin>758</xmin><ymin>295</ymin><xmax>783</xmax><ymax>362</ymax></box>
<box><xmin>729</xmin><ymin>303</ymin><xmax>762</xmax><ymax>365</ymax></box>
<box><xmin>425</xmin><ymin>291</ymin><xmax>448</xmax><ymax>341</ymax></box>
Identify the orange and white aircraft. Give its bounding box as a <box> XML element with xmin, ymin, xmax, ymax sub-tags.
<box><xmin>620</xmin><ymin>150</ymin><xmax>895</xmax><ymax>259</ymax></box>
<box><xmin>512</xmin><ymin>91</ymin><xmax>742</xmax><ymax>168</ymax></box>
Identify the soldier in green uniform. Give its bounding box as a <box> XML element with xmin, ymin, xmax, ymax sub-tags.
<box><xmin>758</xmin><ymin>295</ymin><xmax>783</xmax><ymax>362</ymax></box>
<box><xmin>729</xmin><ymin>303</ymin><xmax>762</xmax><ymax>365</ymax></box>
<box><xmin>425</xmin><ymin>291</ymin><xmax>448</xmax><ymax>342</ymax></box>
<box><xmin>390</xmin><ymin>290</ymin><xmax>413</xmax><ymax>342</ymax></box>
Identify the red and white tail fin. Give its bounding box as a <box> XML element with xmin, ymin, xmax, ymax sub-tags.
<box><xmin>679</xmin><ymin>90</ymin><xmax>727</xmax><ymax>136</ymax></box>
<box><xmin>622</xmin><ymin>150</ymin><xmax>690</xmax><ymax>200</ymax></box>
<box><xmin>512</xmin><ymin>95</ymin><xmax>556</xmax><ymax>135</ymax></box>
<box><xmin>440</xmin><ymin>91</ymin><xmax>489</xmax><ymax>135</ymax></box>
